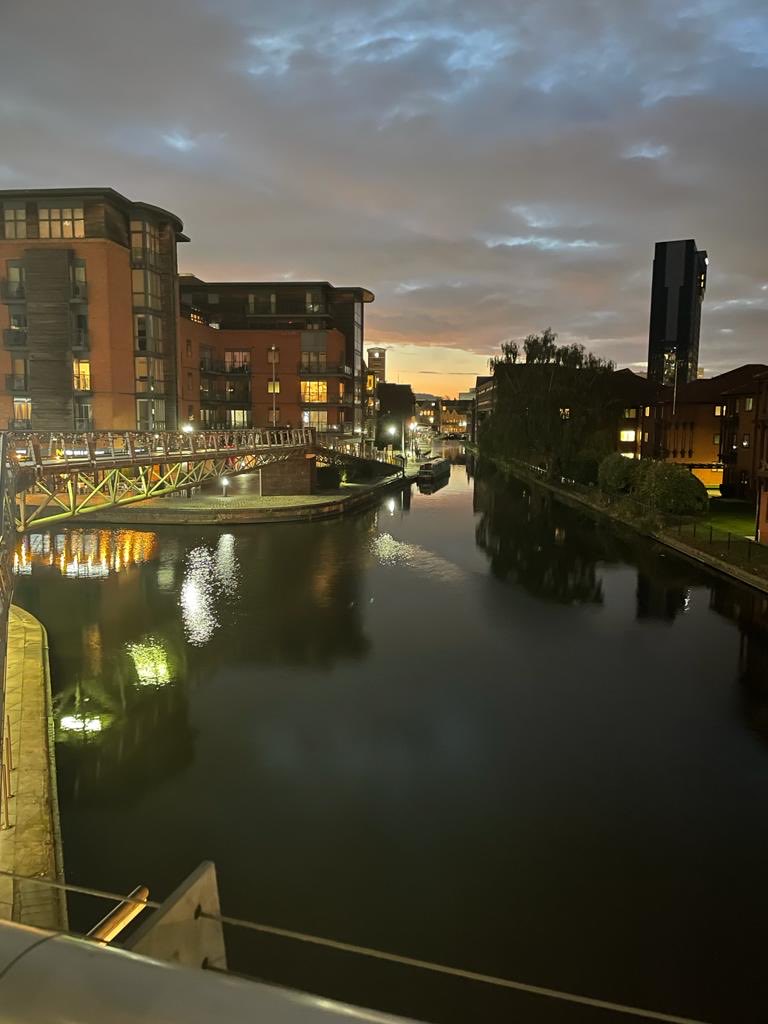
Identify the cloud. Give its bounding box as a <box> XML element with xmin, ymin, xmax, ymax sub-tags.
<box><xmin>0</xmin><ymin>0</ymin><xmax>766</xmax><ymax>393</ymax></box>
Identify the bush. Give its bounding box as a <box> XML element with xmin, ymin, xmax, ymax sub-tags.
<box><xmin>316</xmin><ymin>465</ymin><xmax>341</xmax><ymax>489</ymax></box>
<box><xmin>632</xmin><ymin>461</ymin><xmax>708</xmax><ymax>516</ymax></box>
<box><xmin>598</xmin><ymin>453</ymin><xmax>638</xmax><ymax>495</ymax></box>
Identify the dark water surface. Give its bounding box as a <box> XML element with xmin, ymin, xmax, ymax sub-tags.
<box><xmin>12</xmin><ymin>454</ymin><xmax>768</xmax><ymax>1023</ymax></box>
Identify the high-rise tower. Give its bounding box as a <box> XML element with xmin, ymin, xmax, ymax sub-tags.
<box><xmin>647</xmin><ymin>239</ymin><xmax>707</xmax><ymax>386</ymax></box>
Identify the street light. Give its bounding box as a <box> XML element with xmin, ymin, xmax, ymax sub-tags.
<box><xmin>221</xmin><ymin>476</ymin><xmax>230</xmax><ymax>498</ymax></box>
<box><xmin>182</xmin><ymin>423</ymin><xmax>194</xmax><ymax>434</ymax></box>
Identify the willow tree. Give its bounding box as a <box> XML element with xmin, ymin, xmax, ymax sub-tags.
<box><xmin>481</xmin><ymin>328</ymin><xmax>617</xmax><ymax>483</ymax></box>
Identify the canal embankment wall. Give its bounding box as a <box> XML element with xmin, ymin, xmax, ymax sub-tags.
<box><xmin>0</xmin><ymin>606</ymin><xmax>67</xmax><ymax>930</ymax></box>
<box><xmin>475</xmin><ymin>448</ymin><xmax>768</xmax><ymax>597</ymax></box>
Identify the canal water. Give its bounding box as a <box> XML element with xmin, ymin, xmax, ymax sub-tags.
<box><xmin>12</xmin><ymin>452</ymin><xmax>768</xmax><ymax>1024</ymax></box>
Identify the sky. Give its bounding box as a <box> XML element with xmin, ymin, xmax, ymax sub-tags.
<box><xmin>1</xmin><ymin>1</ymin><xmax>767</xmax><ymax>397</ymax></box>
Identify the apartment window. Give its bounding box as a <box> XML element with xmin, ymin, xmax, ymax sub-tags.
<box><xmin>3</xmin><ymin>205</ymin><xmax>26</xmax><ymax>240</ymax></box>
<box><xmin>13</xmin><ymin>397</ymin><xmax>31</xmax><ymax>427</ymax></box>
<box><xmin>742</xmin><ymin>433</ymin><xmax>751</xmax><ymax>448</ymax></box>
<box><xmin>186</xmin><ymin>371</ymin><xmax>193</xmax><ymax>392</ymax></box>
<box><xmin>73</xmin><ymin>359</ymin><xmax>91</xmax><ymax>391</ymax></box>
<box><xmin>72</xmin><ymin>312</ymin><xmax>89</xmax><ymax>346</ymax></box>
<box><xmin>130</xmin><ymin>220</ymin><xmax>160</xmax><ymax>264</ymax></box>
<box><xmin>267</xmin><ymin>380</ymin><xmax>280</xmax><ymax>394</ymax></box>
<box><xmin>228</xmin><ymin>409</ymin><xmax>251</xmax><ymax>428</ymax></box>
<box><xmin>70</xmin><ymin>261</ymin><xmax>87</xmax><ymax>299</ymax></box>
<box><xmin>623</xmin><ymin>408</ymin><xmax>637</xmax><ymax>419</ymax></box>
<box><xmin>38</xmin><ymin>206</ymin><xmax>84</xmax><ymax>239</ymax></box>
<box><xmin>247</xmin><ymin>291</ymin><xmax>276</xmax><ymax>315</ymax></box>
<box><xmin>136</xmin><ymin>398</ymin><xmax>166</xmax><ymax>431</ymax></box>
<box><xmin>713</xmin><ymin>433</ymin><xmax>720</xmax><ymax>445</ymax></box>
<box><xmin>745</xmin><ymin>397</ymin><xmax>754</xmax><ymax>412</ymax></box>
<box><xmin>132</xmin><ymin>269</ymin><xmax>162</xmax><ymax>310</ymax></box>
<box><xmin>300</xmin><ymin>351</ymin><xmax>327</xmax><ymax>371</ymax></box>
<box><xmin>714</xmin><ymin>404</ymin><xmax>724</xmax><ymax>417</ymax></box>
<box><xmin>267</xmin><ymin>347</ymin><xmax>279</xmax><ymax>364</ymax></box>
<box><xmin>560</xmin><ymin>407</ymin><xmax>570</xmax><ymax>419</ymax></box>
<box><xmin>134</xmin><ymin>313</ymin><xmax>164</xmax><ymax>353</ymax></box>
<box><xmin>5</xmin><ymin>264</ymin><xmax>25</xmax><ymax>299</ymax></box>
<box><xmin>186</xmin><ymin>339</ymin><xmax>192</xmax><ymax>357</ymax></box>
<box><xmin>74</xmin><ymin>398</ymin><xmax>93</xmax><ymax>430</ymax></box>
<box><xmin>187</xmin><ymin>405</ymin><xmax>194</xmax><ymax>419</ymax></box>
<box><xmin>224</xmin><ymin>350</ymin><xmax>250</xmax><ymax>372</ymax></box>
<box><xmin>8</xmin><ymin>309</ymin><xmax>26</xmax><ymax>331</ymax></box>
<box><xmin>306</xmin><ymin>290</ymin><xmax>325</xmax><ymax>313</ymax></box>
<box><xmin>302</xmin><ymin>409</ymin><xmax>328</xmax><ymax>429</ymax></box>
<box><xmin>268</xmin><ymin>408</ymin><xmax>280</xmax><ymax>425</ymax></box>
<box><xmin>643</xmin><ymin>431</ymin><xmax>649</xmax><ymax>443</ymax></box>
<box><xmin>619</xmin><ymin>429</ymin><xmax>636</xmax><ymax>443</ymax></box>
<box><xmin>135</xmin><ymin>356</ymin><xmax>165</xmax><ymax>393</ymax></box>
<box><xmin>644</xmin><ymin>406</ymin><xmax>651</xmax><ymax>417</ymax></box>
<box><xmin>301</xmin><ymin>380</ymin><xmax>327</xmax><ymax>403</ymax></box>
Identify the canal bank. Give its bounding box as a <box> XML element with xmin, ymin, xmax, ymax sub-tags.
<box><xmin>76</xmin><ymin>468</ymin><xmax>417</xmax><ymax>527</ymax></box>
<box><xmin>475</xmin><ymin>449</ymin><xmax>768</xmax><ymax>596</ymax></box>
<box><xmin>0</xmin><ymin>606</ymin><xmax>66</xmax><ymax>930</ymax></box>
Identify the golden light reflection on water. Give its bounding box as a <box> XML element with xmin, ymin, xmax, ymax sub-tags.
<box><xmin>13</xmin><ymin>529</ymin><xmax>157</xmax><ymax>578</ymax></box>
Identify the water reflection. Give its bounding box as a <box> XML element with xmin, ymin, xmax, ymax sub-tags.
<box><xmin>14</xmin><ymin>528</ymin><xmax>157</xmax><ymax>578</ymax></box>
<box><xmin>474</xmin><ymin>469</ymin><xmax>605</xmax><ymax>605</ymax></box>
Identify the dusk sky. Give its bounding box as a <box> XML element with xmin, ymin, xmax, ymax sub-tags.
<box><xmin>2</xmin><ymin>0</ymin><xmax>766</xmax><ymax>396</ymax></box>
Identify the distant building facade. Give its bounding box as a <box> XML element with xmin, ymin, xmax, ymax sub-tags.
<box><xmin>367</xmin><ymin>347</ymin><xmax>386</xmax><ymax>382</ymax></box>
<box><xmin>647</xmin><ymin>239</ymin><xmax>707</xmax><ymax>386</ymax></box>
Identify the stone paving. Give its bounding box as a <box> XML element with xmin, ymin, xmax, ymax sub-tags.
<box><xmin>0</xmin><ymin>606</ymin><xmax>67</xmax><ymax>929</ymax></box>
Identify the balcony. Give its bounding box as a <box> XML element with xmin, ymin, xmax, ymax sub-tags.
<box><xmin>298</xmin><ymin>363</ymin><xmax>353</xmax><ymax>376</ymax></box>
<box><xmin>1</xmin><ymin>280</ymin><xmax>25</xmax><ymax>301</ymax></box>
<box><xmin>74</xmin><ymin>417</ymin><xmax>94</xmax><ymax>431</ymax></box>
<box><xmin>72</xmin><ymin>330</ymin><xmax>90</xmax><ymax>351</ymax></box>
<box><xmin>70</xmin><ymin>282</ymin><xmax>88</xmax><ymax>302</ymax></box>
<box><xmin>73</xmin><ymin>375</ymin><xmax>92</xmax><ymax>393</ymax></box>
<box><xmin>199</xmin><ymin>361</ymin><xmax>251</xmax><ymax>375</ymax></box>
<box><xmin>248</xmin><ymin>302</ymin><xmax>329</xmax><ymax>317</ymax></box>
<box><xmin>5</xmin><ymin>374</ymin><xmax>28</xmax><ymax>392</ymax></box>
<box><xmin>3</xmin><ymin>328</ymin><xmax>27</xmax><ymax>348</ymax></box>
<box><xmin>9</xmin><ymin>418</ymin><xmax>32</xmax><ymax>430</ymax></box>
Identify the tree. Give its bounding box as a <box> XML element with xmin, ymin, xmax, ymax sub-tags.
<box><xmin>598</xmin><ymin>453</ymin><xmax>638</xmax><ymax>495</ymax></box>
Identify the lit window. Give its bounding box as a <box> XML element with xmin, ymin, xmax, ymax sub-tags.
<box><xmin>301</xmin><ymin>380</ymin><xmax>327</xmax><ymax>403</ymax></box>
<box><xmin>73</xmin><ymin>359</ymin><xmax>91</xmax><ymax>391</ymax></box>
<box><xmin>619</xmin><ymin>430</ymin><xmax>636</xmax><ymax>442</ymax></box>
<box><xmin>742</xmin><ymin>433</ymin><xmax>750</xmax><ymax>448</ymax></box>
<box><xmin>3</xmin><ymin>205</ymin><xmax>26</xmax><ymax>239</ymax></box>
<box><xmin>714</xmin><ymin>405</ymin><xmax>724</xmax><ymax>417</ymax></box>
<box><xmin>267</xmin><ymin>380</ymin><xmax>280</xmax><ymax>394</ymax></box>
<box><xmin>623</xmin><ymin>408</ymin><xmax>637</xmax><ymax>419</ymax></box>
<box><xmin>713</xmin><ymin>433</ymin><xmax>720</xmax><ymax>445</ymax></box>
<box><xmin>643</xmin><ymin>432</ymin><xmax>649</xmax><ymax>442</ymax></box>
<box><xmin>644</xmin><ymin>406</ymin><xmax>651</xmax><ymax>417</ymax></box>
<box><xmin>620</xmin><ymin>452</ymin><xmax>636</xmax><ymax>459</ymax></box>
<box><xmin>13</xmin><ymin>397</ymin><xmax>31</xmax><ymax>427</ymax></box>
<box><xmin>560</xmin><ymin>407</ymin><xmax>570</xmax><ymax>419</ymax></box>
<box><xmin>224</xmin><ymin>350</ymin><xmax>250</xmax><ymax>371</ymax></box>
<box><xmin>745</xmin><ymin>397</ymin><xmax>754</xmax><ymax>411</ymax></box>
<box><xmin>38</xmin><ymin>206</ymin><xmax>84</xmax><ymax>239</ymax></box>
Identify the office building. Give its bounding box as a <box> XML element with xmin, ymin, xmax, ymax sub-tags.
<box><xmin>647</xmin><ymin>239</ymin><xmax>708</xmax><ymax>386</ymax></box>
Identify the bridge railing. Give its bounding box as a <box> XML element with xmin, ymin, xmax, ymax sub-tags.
<box><xmin>5</xmin><ymin>428</ymin><xmax>317</xmax><ymax>471</ymax></box>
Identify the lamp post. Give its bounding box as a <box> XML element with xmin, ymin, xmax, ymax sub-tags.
<box><xmin>221</xmin><ymin>476</ymin><xmax>230</xmax><ymax>498</ymax></box>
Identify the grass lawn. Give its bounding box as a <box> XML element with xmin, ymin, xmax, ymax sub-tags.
<box><xmin>706</xmin><ymin>497</ymin><xmax>756</xmax><ymax>537</ymax></box>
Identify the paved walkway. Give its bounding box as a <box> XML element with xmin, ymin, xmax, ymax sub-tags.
<box><xmin>0</xmin><ymin>607</ymin><xmax>66</xmax><ymax>929</ymax></box>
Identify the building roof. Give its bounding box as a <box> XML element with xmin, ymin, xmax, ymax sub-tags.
<box><xmin>181</xmin><ymin>275</ymin><xmax>374</xmax><ymax>302</ymax></box>
<box><xmin>659</xmin><ymin>364</ymin><xmax>768</xmax><ymax>404</ymax></box>
<box><xmin>0</xmin><ymin>187</ymin><xmax>187</xmax><ymax>239</ymax></box>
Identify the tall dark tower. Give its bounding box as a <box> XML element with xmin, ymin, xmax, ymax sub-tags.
<box><xmin>647</xmin><ymin>239</ymin><xmax>707</xmax><ymax>385</ymax></box>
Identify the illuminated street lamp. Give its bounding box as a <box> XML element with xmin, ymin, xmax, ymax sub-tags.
<box><xmin>182</xmin><ymin>423</ymin><xmax>194</xmax><ymax>434</ymax></box>
<box><xmin>221</xmin><ymin>476</ymin><xmax>230</xmax><ymax>498</ymax></box>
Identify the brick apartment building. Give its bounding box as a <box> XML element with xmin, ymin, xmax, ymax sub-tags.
<box><xmin>0</xmin><ymin>188</ymin><xmax>374</xmax><ymax>436</ymax></box>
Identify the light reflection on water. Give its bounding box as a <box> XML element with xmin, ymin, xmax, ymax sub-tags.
<box><xmin>180</xmin><ymin>534</ymin><xmax>241</xmax><ymax>646</ymax></box>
